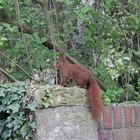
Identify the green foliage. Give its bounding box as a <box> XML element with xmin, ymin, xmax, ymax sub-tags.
<box><xmin>103</xmin><ymin>88</ymin><xmax>124</xmax><ymax>105</ymax></box>
<box><xmin>0</xmin><ymin>22</ymin><xmax>55</xmax><ymax>80</ymax></box>
<box><xmin>0</xmin><ymin>0</ymin><xmax>56</xmax><ymax>80</ymax></box>
<box><xmin>0</xmin><ymin>83</ymin><xmax>37</xmax><ymax>140</ymax></box>
<box><xmin>0</xmin><ymin>0</ymin><xmax>140</xmax><ymax>103</ymax></box>
<box><xmin>42</xmin><ymin>89</ymin><xmax>53</xmax><ymax>108</ymax></box>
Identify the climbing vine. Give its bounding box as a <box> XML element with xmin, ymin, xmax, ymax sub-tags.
<box><xmin>0</xmin><ymin>82</ymin><xmax>37</xmax><ymax>140</ymax></box>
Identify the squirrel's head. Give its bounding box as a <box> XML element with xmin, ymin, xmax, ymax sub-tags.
<box><xmin>54</xmin><ymin>53</ymin><xmax>67</xmax><ymax>68</ymax></box>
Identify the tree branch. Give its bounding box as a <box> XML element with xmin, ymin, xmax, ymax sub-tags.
<box><xmin>0</xmin><ymin>51</ymin><xmax>32</xmax><ymax>79</ymax></box>
<box><xmin>0</xmin><ymin>67</ymin><xmax>18</xmax><ymax>83</ymax></box>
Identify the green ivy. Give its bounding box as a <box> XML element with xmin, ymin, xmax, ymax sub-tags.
<box><xmin>0</xmin><ymin>0</ymin><xmax>140</xmax><ymax>103</ymax></box>
<box><xmin>0</xmin><ymin>82</ymin><xmax>37</xmax><ymax>140</ymax></box>
<box><xmin>42</xmin><ymin>89</ymin><xmax>53</xmax><ymax>108</ymax></box>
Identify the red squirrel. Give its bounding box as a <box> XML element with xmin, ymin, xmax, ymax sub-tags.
<box><xmin>55</xmin><ymin>54</ymin><xmax>104</xmax><ymax>123</ymax></box>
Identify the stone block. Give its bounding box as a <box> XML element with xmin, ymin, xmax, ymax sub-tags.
<box><xmin>34</xmin><ymin>106</ymin><xmax>97</xmax><ymax>140</ymax></box>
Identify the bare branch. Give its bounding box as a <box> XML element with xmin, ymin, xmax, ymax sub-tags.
<box><xmin>0</xmin><ymin>51</ymin><xmax>32</xmax><ymax>79</ymax></box>
<box><xmin>0</xmin><ymin>67</ymin><xmax>18</xmax><ymax>83</ymax></box>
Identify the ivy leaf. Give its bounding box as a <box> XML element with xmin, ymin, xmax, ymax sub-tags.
<box><xmin>6</xmin><ymin>122</ymin><xmax>13</xmax><ymax>129</ymax></box>
<box><xmin>2</xmin><ymin>95</ymin><xmax>11</xmax><ymax>105</ymax></box>
<box><xmin>0</xmin><ymin>104</ymin><xmax>6</xmax><ymax>112</ymax></box>
<box><xmin>41</xmin><ymin>37</ymin><xmax>47</xmax><ymax>43</ymax></box>
<box><xmin>7</xmin><ymin>103</ymin><xmax>20</xmax><ymax>113</ymax></box>
<box><xmin>0</xmin><ymin>88</ymin><xmax>6</xmax><ymax>97</ymax></box>
<box><xmin>0</xmin><ymin>37</ymin><xmax>7</xmax><ymax>46</ymax></box>
<box><xmin>42</xmin><ymin>102</ymin><xmax>50</xmax><ymax>108</ymax></box>
<box><xmin>26</xmin><ymin>101</ymin><xmax>38</xmax><ymax>111</ymax></box>
<box><xmin>1</xmin><ymin>128</ymin><xmax>11</xmax><ymax>139</ymax></box>
<box><xmin>29</xmin><ymin>122</ymin><xmax>36</xmax><ymax>130</ymax></box>
<box><xmin>20</xmin><ymin>123</ymin><xmax>28</xmax><ymax>137</ymax></box>
<box><xmin>0</xmin><ymin>84</ymin><xmax>36</xmax><ymax>139</ymax></box>
<box><xmin>0</xmin><ymin>120</ymin><xmax>5</xmax><ymax>135</ymax></box>
<box><xmin>11</xmin><ymin>94</ymin><xmax>20</xmax><ymax>101</ymax></box>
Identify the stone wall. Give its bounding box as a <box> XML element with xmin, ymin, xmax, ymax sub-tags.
<box><xmin>32</xmin><ymin>84</ymin><xmax>140</xmax><ymax>140</ymax></box>
<box><xmin>34</xmin><ymin>107</ymin><xmax>97</xmax><ymax>140</ymax></box>
<box><xmin>32</xmin><ymin>85</ymin><xmax>98</xmax><ymax>140</ymax></box>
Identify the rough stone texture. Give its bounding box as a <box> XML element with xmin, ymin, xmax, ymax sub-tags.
<box><xmin>34</xmin><ymin>106</ymin><xmax>97</xmax><ymax>140</ymax></box>
<box><xmin>31</xmin><ymin>84</ymin><xmax>97</xmax><ymax>140</ymax></box>
<box><xmin>32</xmin><ymin>84</ymin><xmax>89</xmax><ymax>107</ymax></box>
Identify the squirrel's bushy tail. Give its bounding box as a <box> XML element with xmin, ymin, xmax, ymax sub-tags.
<box><xmin>88</xmin><ymin>77</ymin><xmax>104</xmax><ymax>122</ymax></box>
